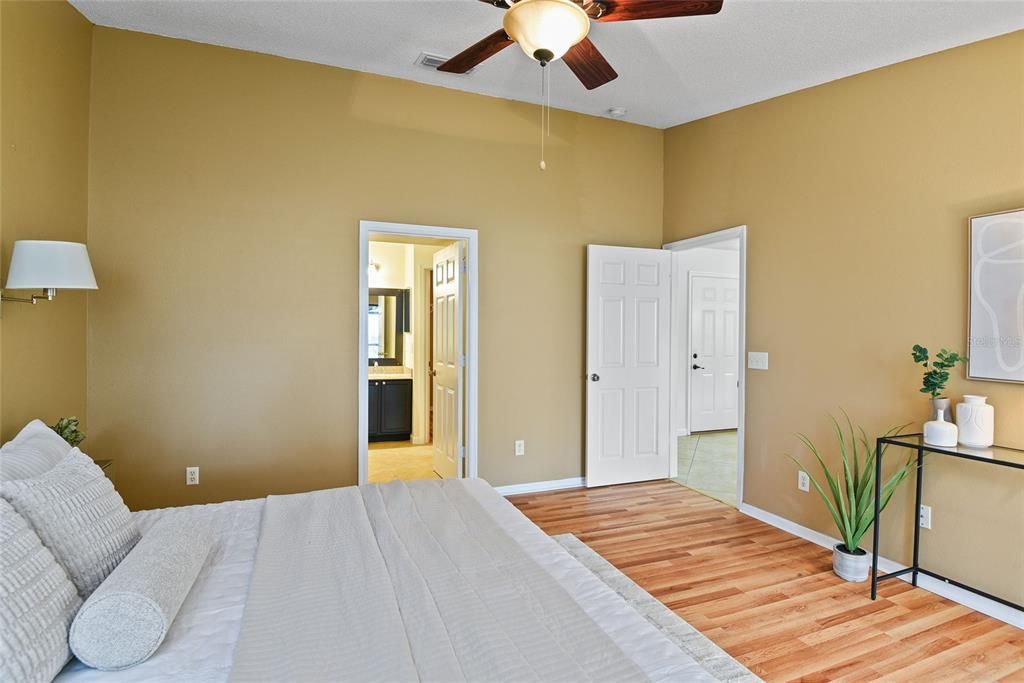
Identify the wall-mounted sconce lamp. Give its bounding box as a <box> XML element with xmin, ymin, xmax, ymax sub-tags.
<box><xmin>1</xmin><ymin>240</ymin><xmax>98</xmax><ymax>305</ymax></box>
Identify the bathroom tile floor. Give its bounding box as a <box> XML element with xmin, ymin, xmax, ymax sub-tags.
<box><xmin>368</xmin><ymin>441</ymin><xmax>441</xmax><ymax>483</ymax></box>
<box><xmin>673</xmin><ymin>430</ymin><xmax>738</xmax><ymax>507</ymax></box>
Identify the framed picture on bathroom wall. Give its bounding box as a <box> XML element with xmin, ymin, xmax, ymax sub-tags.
<box><xmin>968</xmin><ymin>208</ymin><xmax>1024</xmax><ymax>383</ymax></box>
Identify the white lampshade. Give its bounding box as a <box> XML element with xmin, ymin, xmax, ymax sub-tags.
<box><xmin>504</xmin><ymin>0</ymin><xmax>590</xmax><ymax>64</ymax></box>
<box><xmin>5</xmin><ymin>241</ymin><xmax>98</xmax><ymax>290</ymax></box>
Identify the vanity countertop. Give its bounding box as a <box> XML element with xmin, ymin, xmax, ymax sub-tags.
<box><xmin>369</xmin><ymin>371</ymin><xmax>413</xmax><ymax>381</ymax></box>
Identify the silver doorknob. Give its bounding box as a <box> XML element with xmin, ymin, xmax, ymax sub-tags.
<box><xmin>590</xmin><ymin>373</ymin><xmax>600</xmax><ymax>382</ymax></box>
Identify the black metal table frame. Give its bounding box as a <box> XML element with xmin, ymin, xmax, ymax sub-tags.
<box><xmin>870</xmin><ymin>433</ymin><xmax>1024</xmax><ymax>612</ymax></box>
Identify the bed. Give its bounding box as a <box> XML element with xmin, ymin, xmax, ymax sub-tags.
<box><xmin>55</xmin><ymin>478</ymin><xmax>741</xmax><ymax>682</ymax></box>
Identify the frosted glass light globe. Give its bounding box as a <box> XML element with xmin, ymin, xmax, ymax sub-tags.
<box><xmin>503</xmin><ymin>0</ymin><xmax>590</xmax><ymax>65</ymax></box>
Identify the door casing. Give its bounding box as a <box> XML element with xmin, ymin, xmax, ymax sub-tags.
<box><xmin>358</xmin><ymin>220</ymin><xmax>479</xmax><ymax>485</ymax></box>
<box><xmin>663</xmin><ymin>225</ymin><xmax>747</xmax><ymax>508</ymax></box>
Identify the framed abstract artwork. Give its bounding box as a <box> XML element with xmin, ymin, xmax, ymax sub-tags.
<box><xmin>968</xmin><ymin>208</ymin><xmax>1024</xmax><ymax>383</ymax></box>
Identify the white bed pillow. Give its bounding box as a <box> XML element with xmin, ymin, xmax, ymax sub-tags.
<box><xmin>0</xmin><ymin>419</ymin><xmax>72</xmax><ymax>481</ymax></box>
<box><xmin>70</xmin><ymin>517</ymin><xmax>215</xmax><ymax>670</ymax></box>
<box><xmin>1</xmin><ymin>448</ymin><xmax>140</xmax><ymax>597</ymax></box>
<box><xmin>0</xmin><ymin>498</ymin><xmax>83</xmax><ymax>683</ymax></box>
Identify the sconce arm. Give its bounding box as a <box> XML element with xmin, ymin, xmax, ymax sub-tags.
<box><xmin>0</xmin><ymin>288</ymin><xmax>57</xmax><ymax>304</ymax></box>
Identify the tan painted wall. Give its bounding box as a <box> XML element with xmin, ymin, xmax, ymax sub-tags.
<box><xmin>0</xmin><ymin>0</ymin><xmax>92</xmax><ymax>442</ymax></box>
<box><xmin>86</xmin><ymin>28</ymin><xmax>663</xmax><ymax>509</ymax></box>
<box><xmin>664</xmin><ymin>32</ymin><xmax>1024</xmax><ymax>603</ymax></box>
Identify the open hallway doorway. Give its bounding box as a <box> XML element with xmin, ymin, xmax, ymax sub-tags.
<box><xmin>664</xmin><ymin>226</ymin><xmax>746</xmax><ymax>507</ymax></box>
<box><xmin>358</xmin><ymin>221</ymin><xmax>479</xmax><ymax>485</ymax></box>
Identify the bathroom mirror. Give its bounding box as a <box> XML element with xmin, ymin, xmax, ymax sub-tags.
<box><xmin>368</xmin><ymin>288</ymin><xmax>408</xmax><ymax>366</ymax></box>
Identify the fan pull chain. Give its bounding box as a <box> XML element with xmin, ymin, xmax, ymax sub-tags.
<box><xmin>539</xmin><ymin>65</ymin><xmax>550</xmax><ymax>171</ymax></box>
<box><xmin>546</xmin><ymin>65</ymin><xmax>551</xmax><ymax>136</ymax></box>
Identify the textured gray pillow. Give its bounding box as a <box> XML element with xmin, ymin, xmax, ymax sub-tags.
<box><xmin>0</xmin><ymin>498</ymin><xmax>83</xmax><ymax>683</ymax></box>
<box><xmin>69</xmin><ymin>517</ymin><xmax>215</xmax><ymax>670</ymax></box>
<box><xmin>0</xmin><ymin>419</ymin><xmax>72</xmax><ymax>482</ymax></box>
<box><xmin>1</xmin><ymin>448</ymin><xmax>140</xmax><ymax>597</ymax></box>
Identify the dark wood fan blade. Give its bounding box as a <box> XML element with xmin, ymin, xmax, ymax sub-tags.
<box><xmin>563</xmin><ymin>37</ymin><xmax>618</xmax><ymax>90</ymax></box>
<box><xmin>598</xmin><ymin>0</ymin><xmax>723</xmax><ymax>22</ymax></box>
<box><xmin>476</xmin><ymin>0</ymin><xmax>509</xmax><ymax>7</ymax></box>
<box><xmin>437</xmin><ymin>29</ymin><xmax>514</xmax><ymax>73</ymax></box>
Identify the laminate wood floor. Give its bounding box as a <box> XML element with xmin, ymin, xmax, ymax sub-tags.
<box><xmin>510</xmin><ymin>480</ymin><xmax>1024</xmax><ymax>682</ymax></box>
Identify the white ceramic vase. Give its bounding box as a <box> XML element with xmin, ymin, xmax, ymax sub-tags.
<box><xmin>924</xmin><ymin>401</ymin><xmax>958</xmax><ymax>447</ymax></box>
<box><xmin>833</xmin><ymin>544</ymin><xmax>869</xmax><ymax>582</ymax></box>
<box><xmin>956</xmin><ymin>395</ymin><xmax>994</xmax><ymax>448</ymax></box>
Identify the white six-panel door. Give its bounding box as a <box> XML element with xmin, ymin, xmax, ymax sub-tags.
<box><xmin>689</xmin><ymin>274</ymin><xmax>739</xmax><ymax>432</ymax></box>
<box><xmin>432</xmin><ymin>243</ymin><xmax>463</xmax><ymax>479</ymax></box>
<box><xmin>586</xmin><ymin>245</ymin><xmax>672</xmax><ymax>487</ymax></box>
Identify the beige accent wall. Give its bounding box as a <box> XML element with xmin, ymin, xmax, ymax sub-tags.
<box><xmin>0</xmin><ymin>0</ymin><xmax>92</xmax><ymax>442</ymax></box>
<box><xmin>86</xmin><ymin>28</ymin><xmax>663</xmax><ymax>509</ymax></box>
<box><xmin>664</xmin><ymin>32</ymin><xmax>1024</xmax><ymax>603</ymax></box>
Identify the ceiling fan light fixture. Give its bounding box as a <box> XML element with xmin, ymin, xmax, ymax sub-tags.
<box><xmin>503</xmin><ymin>0</ymin><xmax>590</xmax><ymax>65</ymax></box>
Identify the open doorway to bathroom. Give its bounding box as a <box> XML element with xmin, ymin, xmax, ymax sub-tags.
<box><xmin>664</xmin><ymin>226</ymin><xmax>746</xmax><ymax>507</ymax></box>
<box><xmin>358</xmin><ymin>221</ymin><xmax>479</xmax><ymax>485</ymax></box>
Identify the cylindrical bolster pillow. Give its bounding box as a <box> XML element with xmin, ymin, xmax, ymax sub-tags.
<box><xmin>69</xmin><ymin>516</ymin><xmax>215</xmax><ymax>670</ymax></box>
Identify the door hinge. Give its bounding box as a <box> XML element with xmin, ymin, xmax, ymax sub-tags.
<box><xmin>461</xmin><ymin>259</ymin><xmax>467</xmax><ymax>274</ymax></box>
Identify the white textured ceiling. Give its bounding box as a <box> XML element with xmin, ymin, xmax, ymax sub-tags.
<box><xmin>69</xmin><ymin>0</ymin><xmax>1024</xmax><ymax>128</ymax></box>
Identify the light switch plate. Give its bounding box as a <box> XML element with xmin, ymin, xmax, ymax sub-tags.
<box><xmin>748</xmin><ymin>352</ymin><xmax>769</xmax><ymax>370</ymax></box>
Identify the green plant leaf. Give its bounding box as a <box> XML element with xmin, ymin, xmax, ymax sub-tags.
<box><xmin>796</xmin><ymin>432</ymin><xmax>853</xmax><ymax>547</ymax></box>
<box><xmin>830</xmin><ymin>416</ymin><xmax>857</xmax><ymax>536</ymax></box>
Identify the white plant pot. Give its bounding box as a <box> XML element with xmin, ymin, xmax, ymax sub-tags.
<box><xmin>833</xmin><ymin>544</ymin><xmax>869</xmax><ymax>582</ymax></box>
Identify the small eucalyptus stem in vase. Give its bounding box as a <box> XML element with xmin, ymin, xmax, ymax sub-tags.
<box><xmin>911</xmin><ymin>344</ymin><xmax>967</xmax><ymax>399</ymax></box>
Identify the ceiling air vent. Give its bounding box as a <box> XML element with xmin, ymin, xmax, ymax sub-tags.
<box><xmin>417</xmin><ymin>52</ymin><xmax>470</xmax><ymax>74</ymax></box>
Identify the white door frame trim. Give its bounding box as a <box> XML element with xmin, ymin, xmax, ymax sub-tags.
<box><xmin>358</xmin><ymin>220</ymin><xmax>479</xmax><ymax>485</ymax></box>
<box><xmin>663</xmin><ymin>225</ymin><xmax>747</xmax><ymax>507</ymax></box>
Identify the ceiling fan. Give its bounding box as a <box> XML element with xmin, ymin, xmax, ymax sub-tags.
<box><xmin>438</xmin><ymin>0</ymin><xmax>724</xmax><ymax>90</ymax></box>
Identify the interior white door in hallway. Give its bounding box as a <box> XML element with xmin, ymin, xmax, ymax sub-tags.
<box><xmin>432</xmin><ymin>242</ymin><xmax>463</xmax><ymax>479</ymax></box>
<box><xmin>586</xmin><ymin>245</ymin><xmax>672</xmax><ymax>487</ymax></box>
<box><xmin>689</xmin><ymin>274</ymin><xmax>739</xmax><ymax>432</ymax></box>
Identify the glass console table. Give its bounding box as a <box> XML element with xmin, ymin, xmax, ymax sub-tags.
<box><xmin>871</xmin><ymin>433</ymin><xmax>1024</xmax><ymax>611</ymax></box>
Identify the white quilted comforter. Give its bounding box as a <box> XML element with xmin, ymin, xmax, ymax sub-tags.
<box><xmin>229</xmin><ymin>479</ymin><xmax>714</xmax><ymax>682</ymax></box>
<box><xmin>60</xmin><ymin>479</ymin><xmax>719</xmax><ymax>682</ymax></box>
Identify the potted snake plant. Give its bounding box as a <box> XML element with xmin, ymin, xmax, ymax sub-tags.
<box><xmin>790</xmin><ymin>413</ymin><xmax>917</xmax><ymax>582</ymax></box>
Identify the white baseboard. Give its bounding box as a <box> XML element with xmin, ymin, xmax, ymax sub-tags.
<box><xmin>739</xmin><ymin>503</ymin><xmax>1023</xmax><ymax>629</ymax></box>
<box><xmin>495</xmin><ymin>477</ymin><xmax>586</xmax><ymax>496</ymax></box>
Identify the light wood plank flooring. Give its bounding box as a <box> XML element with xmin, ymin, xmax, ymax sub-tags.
<box><xmin>511</xmin><ymin>480</ymin><xmax>1024</xmax><ymax>682</ymax></box>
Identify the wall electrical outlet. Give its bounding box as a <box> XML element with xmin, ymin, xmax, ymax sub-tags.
<box><xmin>919</xmin><ymin>504</ymin><xmax>932</xmax><ymax>529</ymax></box>
<box><xmin>514</xmin><ymin>440</ymin><xmax>525</xmax><ymax>457</ymax></box>
<box><xmin>186</xmin><ymin>466</ymin><xmax>200</xmax><ymax>486</ymax></box>
<box><xmin>797</xmin><ymin>471</ymin><xmax>810</xmax><ymax>492</ymax></box>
